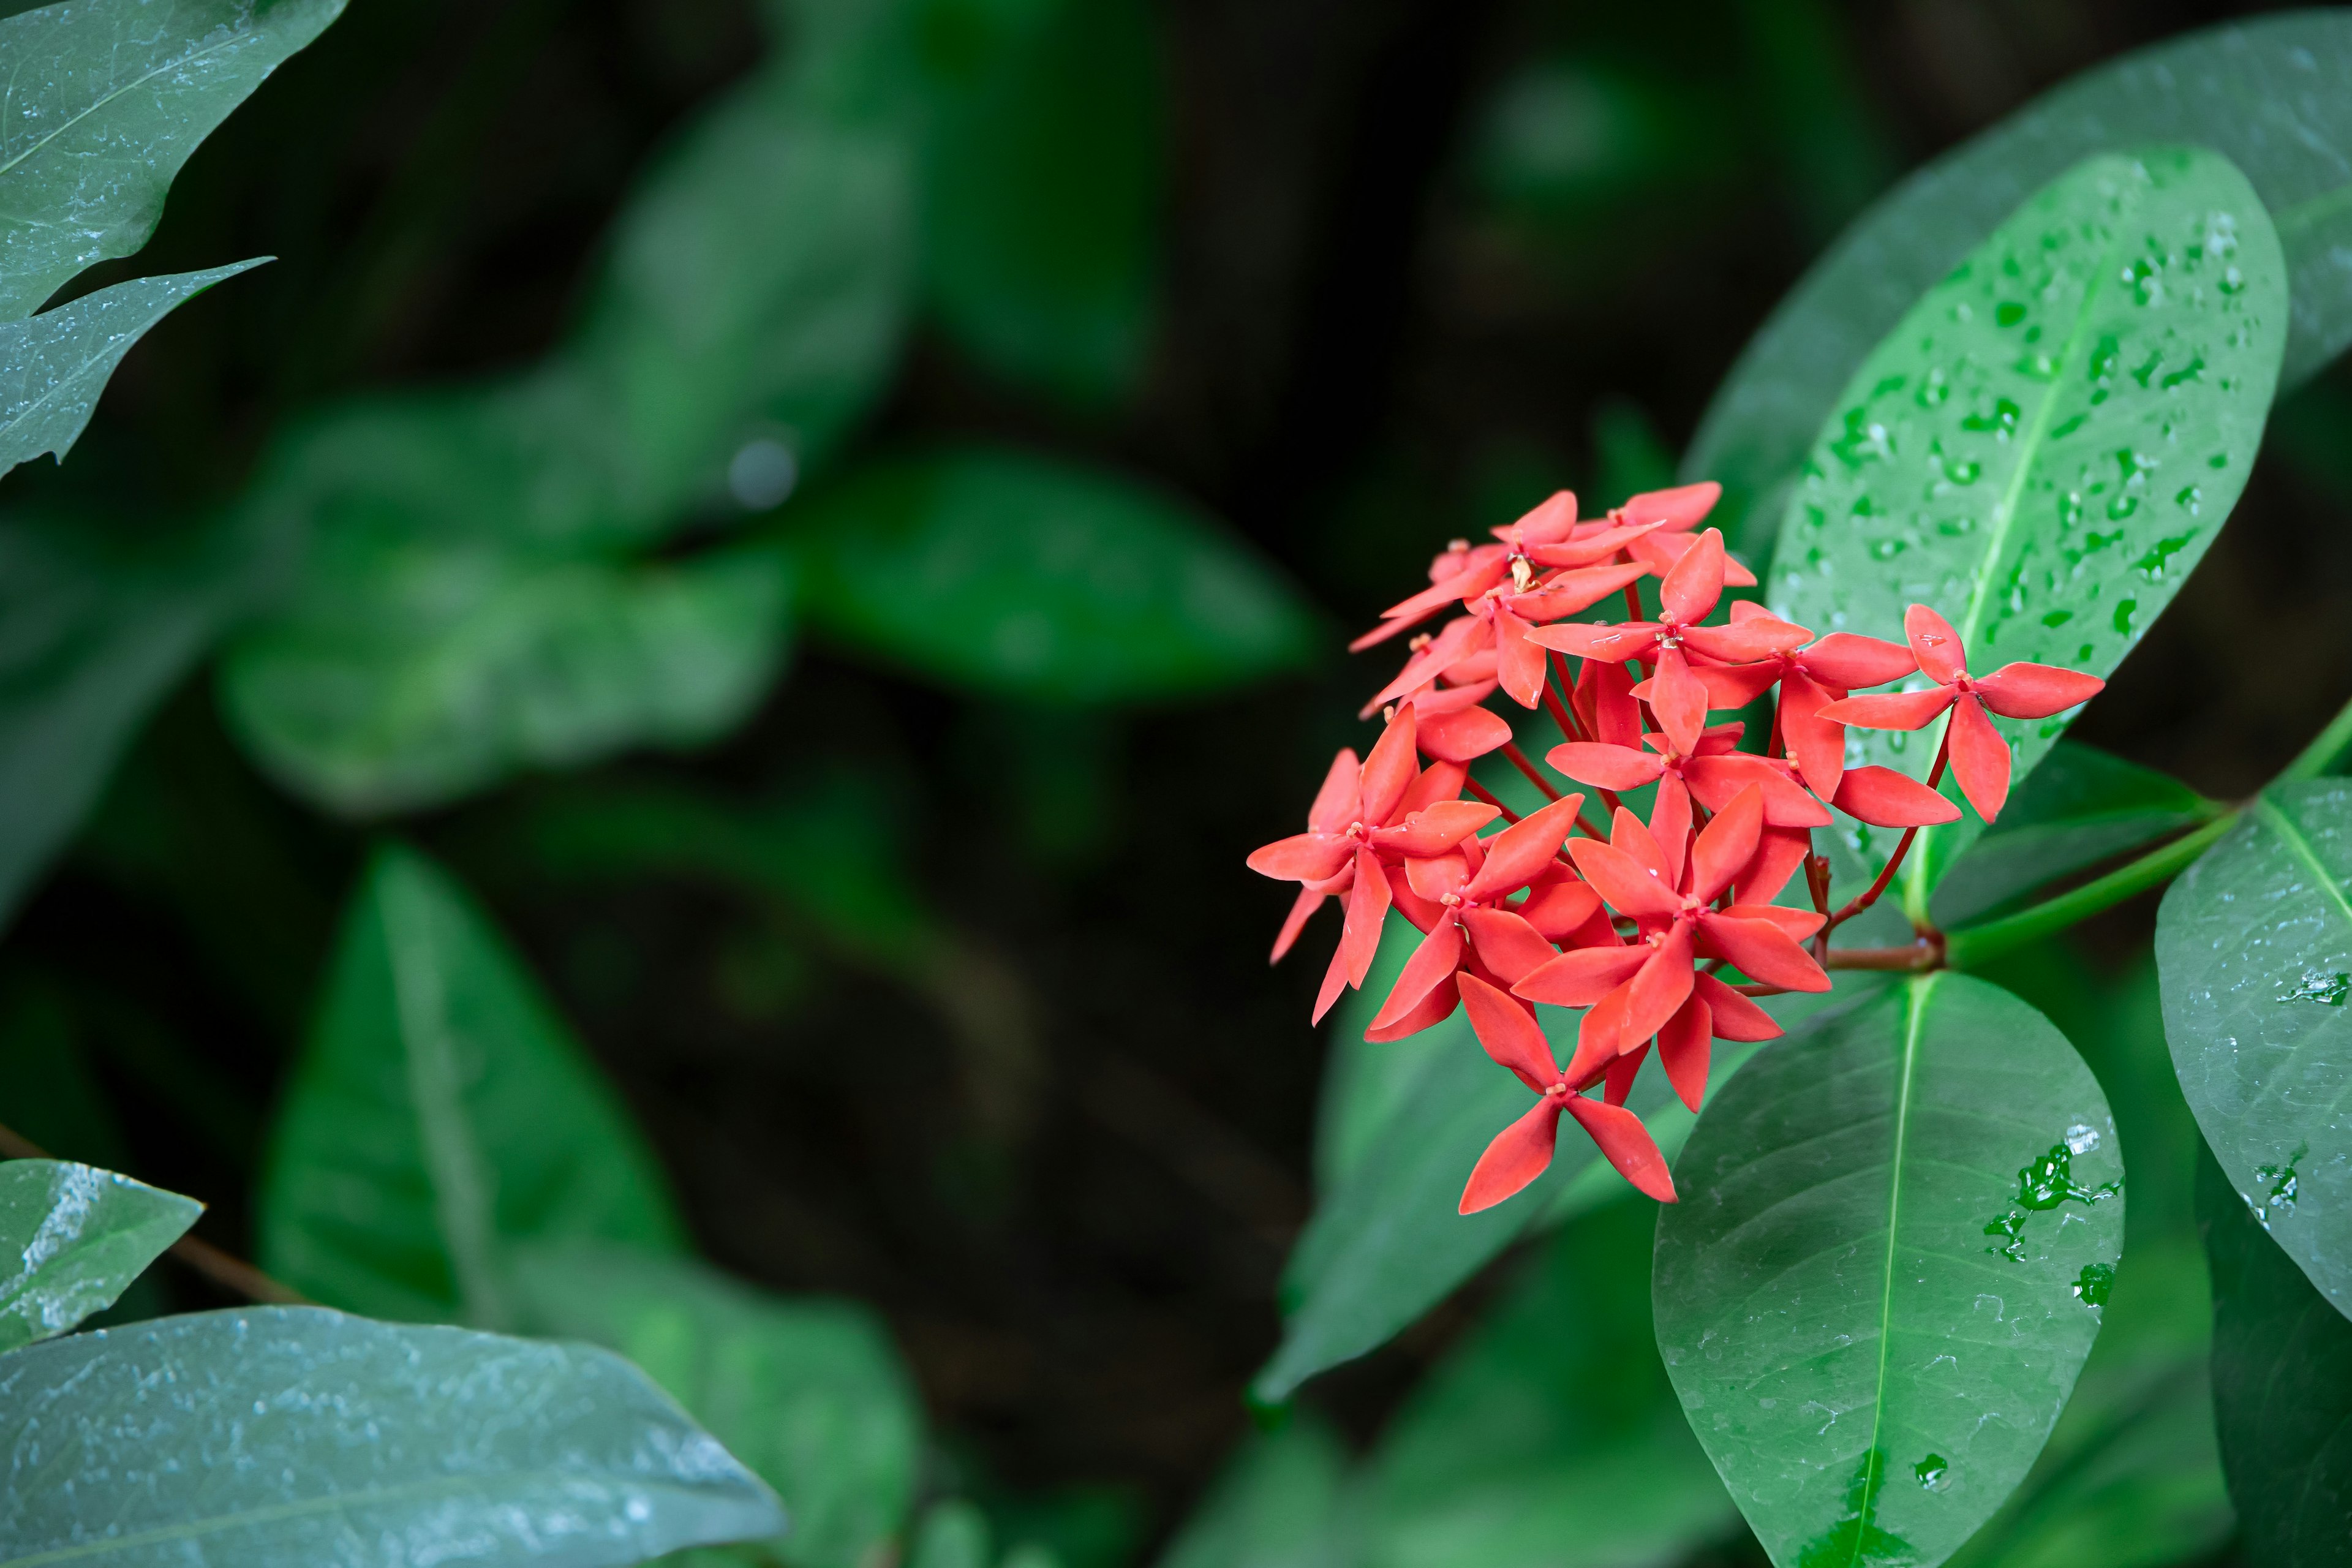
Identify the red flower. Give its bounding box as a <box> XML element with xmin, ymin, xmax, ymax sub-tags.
<box><xmin>1455</xmin><ymin>973</ymin><xmax>1676</xmax><ymax>1213</ymax></box>
<box><xmin>1683</xmin><ymin>605</ymin><xmax>1918</xmax><ymax>801</ymax></box>
<box><xmin>1815</xmin><ymin>605</ymin><xmax>2106</xmax><ymax>821</ymax></box>
<box><xmin>1527</xmin><ymin>529</ymin><xmax>1793</xmax><ymax>669</ymax></box>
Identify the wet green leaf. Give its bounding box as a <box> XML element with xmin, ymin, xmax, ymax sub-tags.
<box><xmin>260</xmin><ymin>843</ymin><xmax>686</xmax><ymax>1327</ymax></box>
<box><xmin>1767</xmin><ymin>148</ymin><xmax>2285</xmax><ymax>914</ymax></box>
<box><xmin>1944</xmin><ymin>1237</ymin><xmax>2230</xmax><ymax>1568</ymax></box>
<box><xmin>921</xmin><ymin>0</ymin><xmax>1162</xmax><ymax>406</ymax></box>
<box><xmin>1653</xmin><ymin>974</ymin><xmax>2122</xmax><ymax>1568</ymax></box>
<box><xmin>1359</xmin><ymin>1197</ymin><xmax>1734</xmax><ymax>1568</ymax></box>
<box><xmin>1689</xmin><ymin>12</ymin><xmax>2352</xmax><ymax>551</ymax></box>
<box><xmin>0</xmin><ymin>1158</ymin><xmax>197</xmax><ymax>1348</ymax></box>
<box><xmin>510</xmin><ymin>1242</ymin><xmax>922</xmax><ymax>1568</ymax></box>
<box><xmin>787</xmin><ymin>446</ymin><xmax>1317</xmax><ymax>703</ymax></box>
<box><xmin>2158</xmin><ymin>779</ymin><xmax>2352</xmax><ymax>1314</ymax></box>
<box><xmin>0</xmin><ymin>0</ymin><xmax>342</xmax><ymax>318</ymax></box>
<box><xmin>2199</xmin><ymin>1143</ymin><xmax>2352</xmax><ymax>1562</ymax></box>
<box><xmin>222</xmin><ymin>536</ymin><xmax>790</xmax><ymax>816</ymax></box>
<box><xmin>1932</xmin><ymin>742</ymin><xmax>2220</xmax><ymax>929</ymax></box>
<box><xmin>0</xmin><ymin>510</ymin><xmax>276</xmax><ymax>930</ymax></box>
<box><xmin>0</xmin><ymin>260</ymin><xmax>262</xmax><ymax>477</ymax></box>
<box><xmin>1156</xmin><ymin>1419</ymin><xmax>1351</xmax><ymax>1568</ymax></box>
<box><xmin>0</xmin><ymin>1305</ymin><xmax>783</xmax><ymax>1566</ymax></box>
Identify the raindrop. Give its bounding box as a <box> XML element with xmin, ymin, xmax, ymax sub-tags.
<box><xmin>2112</xmin><ymin>598</ymin><xmax>2136</xmax><ymax>636</ymax></box>
<box><xmin>2071</xmin><ymin>1262</ymin><xmax>2115</xmax><ymax>1308</ymax></box>
<box><xmin>1915</xmin><ymin>1455</ymin><xmax>1951</xmax><ymax>1492</ymax></box>
<box><xmin>728</xmin><ymin>436</ymin><xmax>799</xmax><ymax>511</ymax></box>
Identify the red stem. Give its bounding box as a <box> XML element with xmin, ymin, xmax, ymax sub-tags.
<box><xmin>1500</xmin><ymin>742</ymin><xmax>1562</xmax><ymax>802</ymax></box>
<box><xmin>1822</xmin><ymin>736</ymin><xmax>1950</xmax><ymax>938</ymax></box>
<box><xmin>1464</xmin><ymin>777</ymin><xmax>1521</xmax><ymax>823</ymax></box>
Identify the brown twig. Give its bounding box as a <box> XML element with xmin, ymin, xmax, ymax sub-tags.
<box><xmin>0</xmin><ymin>1120</ymin><xmax>311</xmax><ymax>1306</ymax></box>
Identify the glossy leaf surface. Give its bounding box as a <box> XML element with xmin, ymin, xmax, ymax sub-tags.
<box><xmin>788</xmin><ymin>447</ymin><xmax>1316</xmax><ymax>704</ymax></box>
<box><xmin>0</xmin><ymin>511</ymin><xmax>272</xmax><ymax>929</ymax></box>
<box><xmin>0</xmin><ymin>1305</ymin><xmax>782</xmax><ymax>1566</ymax></box>
<box><xmin>0</xmin><ymin>260</ymin><xmax>262</xmax><ymax>476</ymax></box>
<box><xmin>1931</xmin><ymin>742</ymin><xmax>2219</xmax><ymax>929</ymax></box>
<box><xmin>1654</xmin><ymin>974</ymin><xmax>2122</xmax><ymax>1568</ymax></box>
<box><xmin>0</xmin><ymin>1158</ymin><xmax>197</xmax><ymax>1349</ymax></box>
<box><xmin>1359</xmin><ymin>1198</ymin><xmax>1735</xmax><ymax>1568</ymax></box>
<box><xmin>260</xmin><ymin>844</ymin><xmax>685</xmax><ymax>1326</ymax></box>
<box><xmin>1689</xmin><ymin>12</ymin><xmax>2352</xmax><ymax>551</ymax></box>
<box><xmin>223</xmin><ymin>533</ymin><xmax>790</xmax><ymax>816</ymax></box>
<box><xmin>1767</xmin><ymin>148</ymin><xmax>2285</xmax><ymax>911</ymax></box>
<box><xmin>0</xmin><ymin>0</ymin><xmax>342</xmax><ymax>318</ymax></box>
<box><xmin>511</xmin><ymin>1242</ymin><xmax>923</xmax><ymax>1568</ymax></box>
<box><xmin>2200</xmin><ymin>1145</ymin><xmax>2352</xmax><ymax>1562</ymax></box>
<box><xmin>2158</xmin><ymin>779</ymin><xmax>2352</xmax><ymax>1315</ymax></box>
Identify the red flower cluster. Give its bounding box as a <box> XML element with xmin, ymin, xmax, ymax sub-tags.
<box><xmin>1248</xmin><ymin>483</ymin><xmax>2105</xmax><ymax>1213</ymax></box>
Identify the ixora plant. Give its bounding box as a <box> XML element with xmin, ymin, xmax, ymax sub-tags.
<box><xmin>1245</xmin><ymin>135</ymin><xmax>2352</xmax><ymax>1567</ymax></box>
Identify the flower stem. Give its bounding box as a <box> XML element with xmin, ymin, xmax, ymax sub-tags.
<box><xmin>1822</xmin><ymin>735</ymin><xmax>1948</xmax><ymax>940</ymax></box>
<box><xmin>1500</xmin><ymin>742</ymin><xmax>1562</xmax><ymax>802</ymax></box>
<box><xmin>1464</xmin><ymin>777</ymin><xmax>1522</xmax><ymax>824</ymax></box>
<box><xmin>2282</xmin><ymin>690</ymin><xmax>2352</xmax><ymax>782</ymax></box>
<box><xmin>1942</xmin><ymin>811</ymin><xmax>2239</xmax><ymax>969</ymax></box>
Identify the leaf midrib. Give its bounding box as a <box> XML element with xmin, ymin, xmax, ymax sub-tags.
<box><xmin>0</xmin><ymin>30</ymin><xmax>251</xmax><ymax>184</ymax></box>
<box><xmin>1904</xmin><ymin>181</ymin><xmax>2132</xmax><ymax>913</ymax></box>
<box><xmin>1840</xmin><ymin>972</ymin><xmax>1934</xmax><ymax>1568</ymax></box>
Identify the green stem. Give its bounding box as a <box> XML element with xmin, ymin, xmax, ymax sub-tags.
<box><xmin>1943</xmin><ymin>812</ymin><xmax>2239</xmax><ymax>970</ymax></box>
<box><xmin>2281</xmin><ymin>690</ymin><xmax>2352</xmax><ymax>783</ymax></box>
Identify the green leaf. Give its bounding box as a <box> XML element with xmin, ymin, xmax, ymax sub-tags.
<box><xmin>0</xmin><ymin>1304</ymin><xmax>783</xmax><ymax>1566</ymax></box>
<box><xmin>259</xmin><ymin>843</ymin><xmax>685</xmax><ymax>1327</ymax></box>
<box><xmin>0</xmin><ymin>260</ymin><xmax>262</xmax><ymax>476</ymax></box>
<box><xmin>0</xmin><ymin>510</ymin><xmax>275</xmax><ymax>930</ymax></box>
<box><xmin>1943</xmin><ymin>1236</ymin><xmax>2230</xmax><ymax>1568</ymax></box>
<box><xmin>509</xmin><ymin>1241</ymin><xmax>924</xmax><ymax>1568</ymax></box>
<box><xmin>1653</xmin><ymin>974</ymin><xmax>2124</xmax><ymax>1568</ymax></box>
<box><xmin>921</xmin><ymin>0</ymin><xmax>1162</xmax><ymax>406</ymax></box>
<box><xmin>1766</xmin><ymin>148</ymin><xmax>2285</xmax><ymax>916</ymax></box>
<box><xmin>2199</xmin><ymin>1142</ymin><xmax>2352</xmax><ymax>1561</ymax></box>
<box><xmin>910</xmin><ymin>1501</ymin><xmax>994</xmax><ymax>1568</ymax></box>
<box><xmin>1155</xmin><ymin>1419</ymin><xmax>1351</xmax><ymax>1568</ymax></box>
<box><xmin>1931</xmin><ymin>742</ymin><xmax>2220</xmax><ymax>930</ymax></box>
<box><xmin>1687</xmin><ymin>11</ymin><xmax>2352</xmax><ymax>551</ymax></box>
<box><xmin>221</xmin><ymin>537</ymin><xmax>790</xmax><ymax>816</ymax></box>
<box><xmin>1359</xmin><ymin>1197</ymin><xmax>1735</xmax><ymax>1568</ymax></box>
<box><xmin>2157</xmin><ymin>778</ymin><xmax>2352</xmax><ymax>1315</ymax></box>
<box><xmin>0</xmin><ymin>1158</ymin><xmax>197</xmax><ymax>1348</ymax></box>
<box><xmin>787</xmin><ymin>446</ymin><xmax>1317</xmax><ymax>703</ymax></box>
<box><xmin>0</xmin><ymin>0</ymin><xmax>344</xmax><ymax>318</ymax></box>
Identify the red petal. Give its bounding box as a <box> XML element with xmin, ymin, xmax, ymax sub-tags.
<box><xmin>1657</xmin><ymin>995</ymin><xmax>1711</xmax><ymax>1111</ymax></box>
<box><xmin>1370</xmin><ymin>799</ymin><xmax>1499</xmax><ymax>856</ymax></box>
<box><xmin>1693</xmin><ymin>662</ymin><xmax>1781</xmax><ymax>709</ymax></box>
<box><xmin>1694</xmin><ymin>972</ymin><xmax>1782</xmax><ymax>1042</ymax></box>
<box><xmin>1508</xmin><ymin>561</ymin><xmax>1653</xmax><ymax>620</ymax></box>
<box><xmin>1394</xmin><ymin>759</ymin><xmax>1468</xmax><ymax>819</ymax></box>
<box><xmin>1580</xmin><ymin>659</ymin><xmax>1643</xmax><ymax>748</ymax></box>
<box><xmin>1567</xmin><ymin>984</ymin><xmax>1632</xmax><ymax>1084</ymax></box>
<box><xmin>1737</xmin><ymin>826</ymin><xmax>1812</xmax><ymax>907</ymax></box>
<box><xmin>1460</xmin><ymin>973</ymin><xmax>1562</xmax><ymax>1091</ymax></box>
<box><xmin>1414</xmin><ymin>677</ymin><xmax>1496</xmax><ymax>715</ymax></box>
<box><xmin>1385</xmin><ymin>861</ymin><xmax>1448</xmax><ymax>933</ymax></box>
<box><xmin>1545</xmin><ymin>742</ymin><xmax>1665</xmax><ymax>791</ymax></box>
<box><xmin>1722</xmin><ymin>552</ymin><xmax>1758</xmax><ymax>588</ymax></box>
<box><xmin>1370</xmin><ymin>918</ymin><xmax>1464</xmax><ymax>1034</ymax></box>
<box><xmin>1527</xmin><ymin>620</ymin><xmax>1662</xmax><ymax>662</ymax></box>
<box><xmin>1684</xmin><ymin>755</ymin><xmax>1833</xmax><ymax>829</ymax></box>
<box><xmin>1306</xmin><ymin>748</ymin><xmax>1363</xmax><ymax>834</ymax></box>
<box><xmin>1651</xmin><ymin>775</ymin><xmax>1692</xmax><ymax>889</ymax></box>
<box><xmin>1777</xmin><ymin>671</ymin><xmax>1844</xmax><ymax>800</ymax></box>
<box><xmin>1972</xmin><ymin>662</ymin><xmax>2105</xmax><ymax>720</ymax></box>
<box><xmin>1622</xmin><ymin>922</ymin><xmax>1696</xmax><ymax>1046</ymax></box>
<box><xmin>1723</xmin><ymin>903</ymin><xmax>1826</xmax><ymax>941</ymax></box>
<box><xmin>1800</xmin><ymin>632</ymin><xmax>1917</xmax><ymax>690</ymax></box>
<box><xmin>1697</xmin><ymin>911</ymin><xmax>1830</xmax><ymax>992</ymax></box>
<box><xmin>1681</xmin><ymin>617</ymin><xmax>1811</xmax><ymax>663</ymax></box>
<box><xmin>1312</xmin><ymin>934</ymin><xmax>1353</xmax><ymax>1024</ymax></box>
<box><xmin>1499</xmin><ymin>489</ymin><xmax>1578</xmax><ymax>547</ymax></box>
<box><xmin>1360</xmin><ymin>704</ymin><xmax>1422</xmax><ymax>824</ymax></box>
<box><xmin>1523</xmin><ymin>527</ymin><xmax>1657</xmax><ymax>570</ymax></box>
<box><xmin>1247</xmin><ymin>832</ymin><xmax>1355</xmax><ymax>883</ymax></box>
<box><xmin>1568</xmin><ymin>838</ymin><xmax>1681</xmax><ymax>918</ymax></box>
<box><xmin>1330</xmin><ymin>847</ymin><xmax>1392</xmax><ymax>991</ymax></box>
<box><xmin>1270</xmin><ymin>886</ymin><xmax>1327</xmax><ymax>965</ymax></box>
<box><xmin>1363</xmin><ymin>617</ymin><xmax>1492</xmax><ymax>715</ymax></box>
<box><xmin>1619</xmin><ymin>481</ymin><xmax>1719</xmax><ymax>533</ymax></box>
<box><xmin>1689</xmin><ymin>785</ymin><xmax>1764</xmax><ymax>904</ymax></box>
<box><xmin>1404</xmin><ymin>849</ymin><xmax>1468</xmax><ymax>904</ymax></box>
<box><xmin>1610</xmin><ymin>805</ymin><xmax>1673</xmax><ymax>881</ymax></box>
<box><xmin>1833</xmin><ymin>766</ymin><xmax>1961</xmax><ymax>827</ymax></box>
<box><xmin>1459</xmin><ymin>1098</ymin><xmax>1564</xmax><ymax>1213</ymax></box>
<box><xmin>1564</xmin><ymin>1096</ymin><xmax>1677</xmax><ymax>1202</ymax></box>
<box><xmin>1947</xmin><ymin>695</ymin><xmax>2013</xmax><ymax>823</ymax></box>
<box><xmin>1363</xmin><ymin>973</ymin><xmax>1459</xmax><ymax>1042</ymax></box>
<box><xmin>1462</xmin><ymin>908</ymin><xmax>1559</xmax><ymax>987</ymax></box>
<box><xmin>1604</xmin><ymin>1041</ymin><xmax>1649</xmax><ymax>1106</ymax></box>
<box><xmin>1904</xmin><ymin>604</ymin><xmax>1969</xmax><ymax>685</ymax></box>
<box><xmin>1513</xmin><ymin>943</ymin><xmax>1648</xmax><ymax>1007</ymax></box>
<box><xmin>1659</xmin><ymin>528</ymin><xmax>1727</xmax><ymax>624</ymax></box>
<box><xmin>1494</xmin><ymin>609</ymin><xmax>1548</xmax><ymax>709</ymax></box>
<box><xmin>1815</xmin><ymin>688</ymin><xmax>1956</xmax><ymax>731</ymax></box>
<box><xmin>1464</xmin><ymin>793</ymin><xmax>1586</xmax><ymax>902</ymax></box>
<box><xmin>1648</xmin><ymin>647</ymin><xmax>1709</xmax><ymax>758</ymax></box>
<box><xmin>1515</xmin><ymin>873</ymin><xmax>1604</xmax><ymax>943</ymax></box>
<box><xmin>1379</xmin><ymin>551</ymin><xmax>1508</xmax><ymax>623</ymax></box>
<box><xmin>1415</xmin><ymin>706</ymin><xmax>1511</xmax><ymax>763</ymax></box>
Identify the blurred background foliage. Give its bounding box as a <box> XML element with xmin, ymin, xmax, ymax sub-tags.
<box><xmin>11</xmin><ymin>0</ymin><xmax>2352</xmax><ymax>1564</ymax></box>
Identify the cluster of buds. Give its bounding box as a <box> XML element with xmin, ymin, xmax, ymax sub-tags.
<box><xmin>1247</xmin><ymin>483</ymin><xmax>2105</xmax><ymax>1213</ymax></box>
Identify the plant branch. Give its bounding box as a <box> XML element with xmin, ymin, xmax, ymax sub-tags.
<box><xmin>2282</xmin><ymin>690</ymin><xmax>2352</xmax><ymax>782</ymax></box>
<box><xmin>1464</xmin><ymin>777</ymin><xmax>1521</xmax><ymax>823</ymax></box>
<box><xmin>1500</xmin><ymin>742</ymin><xmax>1562</xmax><ymax>802</ymax></box>
<box><xmin>1942</xmin><ymin>812</ymin><xmax>2239</xmax><ymax>970</ymax></box>
<box><xmin>0</xmin><ymin>1121</ymin><xmax>311</xmax><ymax>1306</ymax></box>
